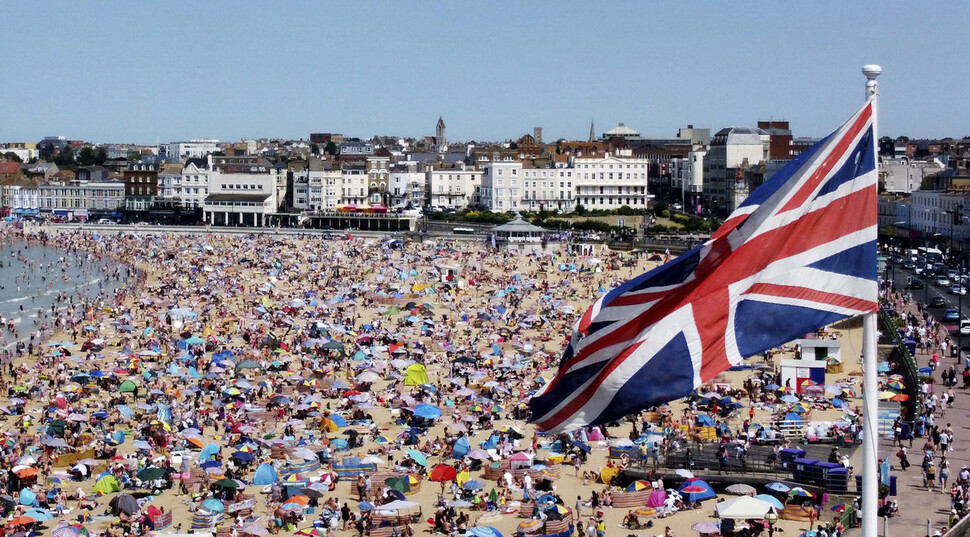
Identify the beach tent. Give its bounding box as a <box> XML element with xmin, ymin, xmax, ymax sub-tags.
<box><xmin>198</xmin><ymin>443</ymin><xmax>220</xmax><ymax>463</ymax></box>
<box><xmin>93</xmin><ymin>474</ymin><xmax>120</xmax><ymax>494</ymax></box>
<box><xmin>252</xmin><ymin>463</ymin><xmax>278</xmax><ymax>486</ymax></box>
<box><xmin>119</xmin><ymin>380</ymin><xmax>137</xmax><ymax>393</ymax></box>
<box><xmin>18</xmin><ymin>488</ymin><xmax>36</xmax><ymax>506</ymax></box>
<box><xmin>452</xmin><ymin>437</ymin><xmax>470</xmax><ymax>459</ymax></box>
<box><xmin>403</xmin><ymin>364</ymin><xmax>428</xmax><ymax>386</ymax></box>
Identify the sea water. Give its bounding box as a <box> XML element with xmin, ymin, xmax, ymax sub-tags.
<box><xmin>0</xmin><ymin>237</ymin><xmax>126</xmax><ymax>347</ymax></box>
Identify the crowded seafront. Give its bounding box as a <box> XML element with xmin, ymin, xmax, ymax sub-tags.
<box><xmin>0</xmin><ymin>221</ymin><xmax>931</xmax><ymax>537</ymax></box>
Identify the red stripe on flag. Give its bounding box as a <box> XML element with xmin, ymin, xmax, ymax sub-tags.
<box><xmin>746</xmin><ymin>283</ymin><xmax>878</xmax><ymax>313</ymax></box>
<box><xmin>778</xmin><ymin>105</ymin><xmax>871</xmax><ymax>214</ymax></box>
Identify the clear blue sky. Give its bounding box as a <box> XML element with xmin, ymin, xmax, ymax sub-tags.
<box><xmin>3</xmin><ymin>1</ymin><xmax>966</xmax><ymax>145</ymax></box>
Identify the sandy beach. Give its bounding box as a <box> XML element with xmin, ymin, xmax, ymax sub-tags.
<box><xmin>0</xmin><ymin>223</ymin><xmax>867</xmax><ymax>537</ymax></box>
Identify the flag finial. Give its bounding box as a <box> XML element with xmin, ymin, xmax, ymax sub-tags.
<box><xmin>863</xmin><ymin>64</ymin><xmax>881</xmax><ymax>99</ymax></box>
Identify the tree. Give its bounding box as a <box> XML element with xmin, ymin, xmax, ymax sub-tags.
<box><xmin>53</xmin><ymin>146</ymin><xmax>75</xmax><ymax>167</ymax></box>
<box><xmin>920</xmin><ymin>175</ymin><xmax>936</xmax><ymax>191</ymax></box>
<box><xmin>324</xmin><ymin>141</ymin><xmax>338</xmax><ymax>156</ymax></box>
<box><xmin>78</xmin><ymin>146</ymin><xmax>97</xmax><ymax>166</ymax></box>
<box><xmin>2</xmin><ymin>152</ymin><xmax>22</xmax><ymax>163</ymax></box>
<box><xmin>95</xmin><ymin>147</ymin><xmax>108</xmax><ymax>165</ymax></box>
<box><xmin>310</xmin><ymin>143</ymin><xmax>320</xmax><ymax>155</ymax></box>
<box><xmin>573</xmin><ymin>203</ymin><xmax>587</xmax><ymax>216</ymax></box>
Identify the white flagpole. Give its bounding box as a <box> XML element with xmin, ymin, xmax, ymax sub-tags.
<box><xmin>861</xmin><ymin>64</ymin><xmax>882</xmax><ymax>537</ymax></box>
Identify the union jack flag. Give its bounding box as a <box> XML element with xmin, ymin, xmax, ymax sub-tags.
<box><xmin>529</xmin><ymin>101</ymin><xmax>878</xmax><ymax>433</ymax></box>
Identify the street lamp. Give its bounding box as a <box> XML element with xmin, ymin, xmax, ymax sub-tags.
<box><xmin>765</xmin><ymin>506</ymin><xmax>778</xmax><ymax>537</ymax></box>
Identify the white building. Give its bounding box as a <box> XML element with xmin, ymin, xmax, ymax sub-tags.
<box><xmin>480</xmin><ymin>160</ymin><xmax>522</xmax><ymax>212</ymax></box>
<box><xmin>704</xmin><ymin>127</ymin><xmax>769</xmax><ymax>216</ymax></box>
<box><xmin>670</xmin><ymin>147</ymin><xmax>706</xmax><ymax>211</ymax></box>
<box><xmin>910</xmin><ymin>190</ymin><xmax>970</xmax><ymax>243</ymax></box>
<box><xmin>519</xmin><ymin>164</ymin><xmax>575</xmax><ymax>213</ymax></box>
<box><xmin>38</xmin><ymin>181</ymin><xmax>125</xmax><ymax>219</ymax></box>
<box><xmin>340</xmin><ymin>162</ymin><xmax>368</xmax><ymax>206</ymax></box>
<box><xmin>178</xmin><ymin>158</ymin><xmax>212</xmax><ymax>210</ymax></box>
<box><xmin>571</xmin><ymin>155</ymin><xmax>650</xmax><ymax>210</ymax></box>
<box><xmin>880</xmin><ymin>157</ymin><xmax>944</xmax><ymax>194</ymax></box>
<box><xmin>388</xmin><ymin>164</ymin><xmax>425</xmax><ymax>208</ymax></box>
<box><xmin>292</xmin><ymin>158</ymin><xmax>341</xmax><ymax>211</ymax></box>
<box><xmin>164</xmin><ymin>139</ymin><xmax>220</xmax><ymax>161</ymax></box>
<box><xmin>426</xmin><ymin>166</ymin><xmax>482</xmax><ymax>210</ymax></box>
<box><xmin>203</xmin><ymin>156</ymin><xmax>285</xmax><ymax>226</ymax></box>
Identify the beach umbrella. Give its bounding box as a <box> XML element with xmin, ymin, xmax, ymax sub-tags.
<box><xmin>357</xmin><ymin>501</ymin><xmax>374</xmax><ymax>512</ymax></box>
<box><xmin>779</xmin><ymin>394</ymin><xmax>799</xmax><ymax>404</ymax></box>
<box><xmin>715</xmin><ymin>496</ymin><xmax>775</xmax><ymax>520</ymax></box>
<box><xmin>239</xmin><ymin>523</ymin><xmax>268</xmax><ymax>536</ymax></box>
<box><xmin>109</xmin><ymin>493</ymin><xmax>139</xmax><ymax>515</ymax></box>
<box><xmin>466</xmin><ymin>449</ymin><xmax>489</xmax><ymax>460</ymax></box>
<box><xmin>385</xmin><ymin>477</ymin><xmax>410</xmax><ymax>493</ymax></box>
<box><xmin>6</xmin><ymin>516</ymin><xmax>36</xmax><ymax>527</ymax></box>
<box><xmin>294</xmin><ymin>529</ymin><xmax>323</xmax><ymax>537</ymax></box>
<box><xmin>52</xmin><ymin>526</ymin><xmax>81</xmax><ymax>537</ymax></box>
<box><xmin>627</xmin><ymin>480</ymin><xmax>653</xmax><ymax>492</ymax></box>
<box><xmin>406</xmin><ymin>449</ymin><xmax>427</xmax><ymax>466</ymax></box>
<box><xmin>430</xmin><ymin>464</ymin><xmax>457</xmax><ymax>482</ymax></box>
<box><xmin>468</xmin><ymin>528</ymin><xmax>502</xmax><ymax>537</ymax></box>
<box><xmin>201</xmin><ymin>498</ymin><xmax>225</xmax><ymax>513</ymax></box>
<box><xmin>518</xmin><ymin>520</ymin><xmax>543</xmax><ymax>533</ymax></box>
<box><xmin>214</xmin><ymin>478</ymin><xmax>240</xmax><ymax>488</ymax></box>
<box><xmin>23</xmin><ymin>509</ymin><xmax>53</xmax><ymax>522</ymax></box>
<box><xmin>765</xmin><ymin>482</ymin><xmax>790</xmax><ymax>493</ymax></box>
<box><xmin>753</xmin><ymin>494</ymin><xmax>784</xmax><ymax>509</ymax></box>
<box><xmin>726</xmin><ymin>484</ymin><xmax>756</xmax><ymax>496</ymax></box>
<box><xmin>376</xmin><ymin>500</ymin><xmax>419</xmax><ymax>511</ymax></box>
<box><xmin>788</xmin><ymin>487</ymin><xmax>814</xmax><ymax>498</ymax></box>
<box><xmin>462</xmin><ymin>480</ymin><xmax>485</xmax><ymax>491</ymax></box>
<box><xmin>413</xmin><ymin>403</ymin><xmax>441</xmax><ymax>420</ymax></box>
<box><xmin>690</xmin><ymin>522</ymin><xmax>720</xmax><ymax>533</ymax></box>
<box><xmin>137</xmin><ymin>467</ymin><xmax>165</xmax><ymax>481</ymax></box>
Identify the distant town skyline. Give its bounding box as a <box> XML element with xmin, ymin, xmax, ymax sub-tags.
<box><xmin>3</xmin><ymin>1</ymin><xmax>967</xmax><ymax>145</ymax></box>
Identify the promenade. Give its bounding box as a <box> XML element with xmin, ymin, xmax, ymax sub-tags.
<box><xmin>845</xmin><ymin>298</ymin><xmax>965</xmax><ymax>537</ymax></box>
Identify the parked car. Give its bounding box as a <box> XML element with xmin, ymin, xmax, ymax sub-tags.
<box><xmin>944</xmin><ymin>308</ymin><xmax>960</xmax><ymax>321</ymax></box>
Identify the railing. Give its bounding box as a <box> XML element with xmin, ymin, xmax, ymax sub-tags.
<box><xmin>878</xmin><ymin>309</ymin><xmax>922</xmax><ymax>419</ymax></box>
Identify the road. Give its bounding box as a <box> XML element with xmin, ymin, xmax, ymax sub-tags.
<box><xmin>886</xmin><ymin>261</ymin><xmax>970</xmax><ymax>354</ymax></box>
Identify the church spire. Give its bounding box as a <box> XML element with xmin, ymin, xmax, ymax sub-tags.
<box><xmin>588</xmin><ymin>120</ymin><xmax>595</xmax><ymax>142</ymax></box>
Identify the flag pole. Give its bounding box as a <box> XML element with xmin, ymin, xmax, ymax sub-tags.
<box><xmin>861</xmin><ymin>63</ymin><xmax>882</xmax><ymax>537</ymax></box>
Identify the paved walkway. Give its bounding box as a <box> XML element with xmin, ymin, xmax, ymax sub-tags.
<box><xmin>845</xmin><ymin>300</ymin><xmax>966</xmax><ymax>537</ymax></box>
